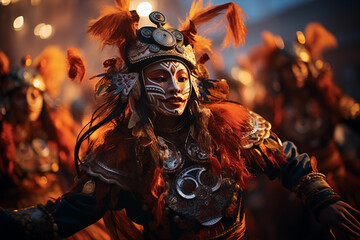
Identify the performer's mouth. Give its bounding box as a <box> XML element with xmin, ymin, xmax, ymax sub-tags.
<box><xmin>164</xmin><ymin>97</ymin><xmax>185</xmax><ymax>106</ymax></box>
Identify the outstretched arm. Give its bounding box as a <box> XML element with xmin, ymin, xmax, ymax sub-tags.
<box><xmin>0</xmin><ymin>176</ymin><xmax>109</xmax><ymax>239</ymax></box>
<box><xmin>282</xmin><ymin>141</ymin><xmax>360</xmax><ymax>239</ymax></box>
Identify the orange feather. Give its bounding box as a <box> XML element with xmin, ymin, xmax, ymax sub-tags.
<box><xmin>87</xmin><ymin>2</ymin><xmax>139</xmax><ymax>60</ymax></box>
<box><xmin>179</xmin><ymin>0</ymin><xmax>247</xmax><ymax>54</ymax></box>
<box><xmin>67</xmin><ymin>47</ymin><xmax>86</xmax><ymax>82</ymax></box>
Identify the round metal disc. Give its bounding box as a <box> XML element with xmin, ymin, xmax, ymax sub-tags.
<box><xmin>152</xmin><ymin>28</ymin><xmax>176</xmax><ymax>48</ymax></box>
<box><xmin>175</xmin><ymin>45</ymin><xmax>184</xmax><ymax>53</ymax></box>
<box><xmin>149</xmin><ymin>44</ymin><xmax>161</xmax><ymax>53</ymax></box>
<box><xmin>140</xmin><ymin>27</ymin><xmax>153</xmax><ymax>39</ymax></box>
<box><xmin>149</xmin><ymin>11</ymin><xmax>166</xmax><ymax>26</ymax></box>
<box><xmin>172</xmin><ymin>30</ymin><xmax>184</xmax><ymax>42</ymax></box>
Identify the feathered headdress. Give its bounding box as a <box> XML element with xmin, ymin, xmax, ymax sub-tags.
<box><xmin>304</xmin><ymin>22</ymin><xmax>338</xmax><ymax>60</ymax></box>
<box><xmin>87</xmin><ymin>0</ymin><xmax>247</xmax><ymax>126</ymax></box>
<box><xmin>3</xmin><ymin>55</ymin><xmax>46</xmax><ymax>95</ymax></box>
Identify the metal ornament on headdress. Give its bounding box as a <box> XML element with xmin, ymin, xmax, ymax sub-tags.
<box><xmin>128</xmin><ymin>11</ymin><xmax>196</xmax><ymax>68</ymax></box>
<box><xmin>149</xmin><ymin>12</ymin><xmax>176</xmax><ymax>49</ymax></box>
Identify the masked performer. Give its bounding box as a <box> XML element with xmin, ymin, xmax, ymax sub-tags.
<box><xmin>1</xmin><ymin>1</ymin><xmax>359</xmax><ymax>239</ymax></box>
<box><xmin>235</xmin><ymin>25</ymin><xmax>360</xmax><ymax>240</ymax></box>
<box><xmin>246</xmin><ymin>25</ymin><xmax>360</xmax><ymax>208</ymax></box>
<box><xmin>0</xmin><ymin>48</ymin><xmax>109</xmax><ymax>239</ymax></box>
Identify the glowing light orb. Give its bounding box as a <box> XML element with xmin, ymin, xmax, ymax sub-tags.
<box><xmin>137</xmin><ymin>2</ymin><xmax>152</xmax><ymax>17</ymax></box>
<box><xmin>1</xmin><ymin>0</ymin><xmax>11</xmax><ymax>6</ymax></box>
<box><xmin>231</xmin><ymin>67</ymin><xmax>253</xmax><ymax>86</ymax></box>
<box><xmin>13</xmin><ymin>16</ymin><xmax>24</xmax><ymax>31</ymax></box>
<box><xmin>34</xmin><ymin>23</ymin><xmax>53</xmax><ymax>39</ymax></box>
<box><xmin>296</xmin><ymin>31</ymin><xmax>306</xmax><ymax>44</ymax></box>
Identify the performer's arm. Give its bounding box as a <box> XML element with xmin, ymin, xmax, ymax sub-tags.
<box><xmin>0</xmin><ymin>176</ymin><xmax>112</xmax><ymax>239</ymax></box>
<box><xmin>262</xmin><ymin>140</ymin><xmax>360</xmax><ymax>238</ymax></box>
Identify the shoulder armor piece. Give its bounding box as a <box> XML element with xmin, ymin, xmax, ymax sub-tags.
<box><xmin>241</xmin><ymin>111</ymin><xmax>271</xmax><ymax>149</ymax></box>
<box><xmin>81</xmin><ymin>153</ymin><xmax>134</xmax><ymax>190</ymax></box>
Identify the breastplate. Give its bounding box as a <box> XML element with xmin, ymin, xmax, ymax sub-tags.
<box><xmin>158</xmin><ymin>129</ymin><xmax>238</xmax><ymax>226</ymax></box>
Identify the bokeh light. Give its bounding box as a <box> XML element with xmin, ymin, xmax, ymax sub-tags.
<box><xmin>34</xmin><ymin>23</ymin><xmax>53</xmax><ymax>39</ymax></box>
<box><xmin>231</xmin><ymin>67</ymin><xmax>253</xmax><ymax>86</ymax></box>
<box><xmin>296</xmin><ymin>31</ymin><xmax>306</xmax><ymax>44</ymax></box>
<box><xmin>137</xmin><ymin>2</ymin><xmax>152</xmax><ymax>17</ymax></box>
<box><xmin>299</xmin><ymin>51</ymin><xmax>310</xmax><ymax>62</ymax></box>
<box><xmin>31</xmin><ymin>0</ymin><xmax>41</xmax><ymax>6</ymax></box>
<box><xmin>1</xmin><ymin>0</ymin><xmax>11</xmax><ymax>6</ymax></box>
<box><xmin>13</xmin><ymin>16</ymin><xmax>24</xmax><ymax>31</ymax></box>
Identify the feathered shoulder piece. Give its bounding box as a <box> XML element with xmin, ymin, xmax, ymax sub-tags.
<box><xmin>87</xmin><ymin>0</ymin><xmax>139</xmax><ymax>61</ymax></box>
<box><xmin>179</xmin><ymin>0</ymin><xmax>247</xmax><ymax>54</ymax></box>
<box><xmin>206</xmin><ymin>102</ymin><xmax>272</xmax><ymax>149</ymax></box>
<box><xmin>80</xmin><ymin>121</ymin><xmax>140</xmax><ymax>190</ymax></box>
<box><xmin>204</xmin><ymin>101</ymin><xmax>286</xmax><ymax>187</ymax></box>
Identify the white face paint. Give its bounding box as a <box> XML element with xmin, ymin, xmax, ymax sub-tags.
<box><xmin>11</xmin><ymin>86</ymin><xmax>43</xmax><ymax>123</ymax></box>
<box><xmin>143</xmin><ymin>61</ymin><xmax>191</xmax><ymax>116</ymax></box>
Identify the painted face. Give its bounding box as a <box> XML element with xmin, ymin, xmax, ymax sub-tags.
<box><xmin>10</xmin><ymin>86</ymin><xmax>43</xmax><ymax>122</ymax></box>
<box><xmin>143</xmin><ymin>61</ymin><xmax>191</xmax><ymax>116</ymax></box>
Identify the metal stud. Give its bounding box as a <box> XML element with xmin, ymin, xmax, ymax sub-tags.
<box><xmin>140</xmin><ymin>28</ymin><xmax>153</xmax><ymax>39</ymax></box>
<box><xmin>149</xmin><ymin>44</ymin><xmax>161</xmax><ymax>53</ymax></box>
<box><xmin>176</xmin><ymin>45</ymin><xmax>184</xmax><ymax>53</ymax></box>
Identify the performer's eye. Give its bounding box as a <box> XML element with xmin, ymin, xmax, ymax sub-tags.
<box><xmin>178</xmin><ymin>77</ymin><xmax>188</xmax><ymax>82</ymax></box>
<box><xmin>153</xmin><ymin>76</ymin><xmax>167</xmax><ymax>82</ymax></box>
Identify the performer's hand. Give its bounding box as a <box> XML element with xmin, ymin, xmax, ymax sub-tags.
<box><xmin>317</xmin><ymin>200</ymin><xmax>360</xmax><ymax>238</ymax></box>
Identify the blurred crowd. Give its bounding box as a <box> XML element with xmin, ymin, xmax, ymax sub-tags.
<box><xmin>225</xmin><ymin>23</ymin><xmax>360</xmax><ymax>240</ymax></box>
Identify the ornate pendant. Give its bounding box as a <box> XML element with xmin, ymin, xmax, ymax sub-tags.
<box><xmin>158</xmin><ymin>136</ymin><xmax>184</xmax><ymax>173</ymax></box>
